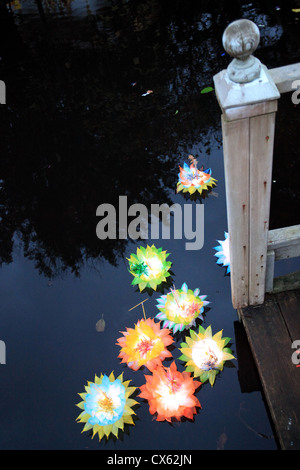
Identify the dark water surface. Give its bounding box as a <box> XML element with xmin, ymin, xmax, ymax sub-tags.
<box><xmin>0</xmin><ymin>0</ymin><xmax>300</xmax><ymax>450</ymax></box>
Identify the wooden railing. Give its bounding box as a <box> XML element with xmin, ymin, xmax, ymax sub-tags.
<box><xmin>266</xmin><ymin>225</ymin><xmax>300</xmax><ymax>294</ymax></box>
<box><xmin>213</xmin><ymin>19</ymin><xmax>300</xmax><ymax>309</ymax></box>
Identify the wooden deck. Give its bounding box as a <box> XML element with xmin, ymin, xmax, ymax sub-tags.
<box><xmin>238</xmin><ymin>289</ymin><xmax>300</xmax><ymax>450</ymax></box>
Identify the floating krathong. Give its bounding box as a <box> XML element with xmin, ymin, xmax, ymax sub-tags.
<box><xmin>128</xmin><ymin>245</ymin><xmax>172</xmax><ymax>292</ymax></box>
<box><xmin>177</xmin><ymin>155</ymin><xmax>217</xmax><ymax>199</ymax></box>
<box><xmin>179</xmin><ymin>325</ymin><xmax>235</xmax><ymax>386</ymax></box>
<box><xmin>214</xmin><ymin>232</ymin><xmax>230</xmax><ymax>274</ymax></box>
<box><xmin>116</xmin><ymin>317</ymin><xmax>174</xmax><ymax>371</ymax></box>
<box><xmin>76</xmin><ymin>372</ymin><xmax>138</xmax><ymax>441</ymax></box>
<box><xmin>155</xmin><ymin>282</ymin><xmax>209</xmax><ymax>333</ymax></box>
<box><xmin>139</xmin><ymin>361</ymin><xmax>201</xmax><ymax>422</ymax></box>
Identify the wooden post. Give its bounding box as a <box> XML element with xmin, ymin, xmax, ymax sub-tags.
<box><xmin>265</xmin><ymin>250</ymin><xmax>275</xmax><ymax>293</ymax></box>
<box><xmin>213</xmin><ymin>19</ymin><xmax>280</xmax><ymax>308</ymax></box>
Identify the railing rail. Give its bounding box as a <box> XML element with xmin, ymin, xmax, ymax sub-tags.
<box><xmin>213</xmin><ymin>19</ymin><xmax>300</xmax><ymax>309</ymax></box>
<box><xmin>266</xmin><ymin>225</ymin><xmax>300</xmax><ymax>293</ymax></box>
<box><xmin>269</xmin><ymin>63</ymin><xmax>300</xmax><ymax>94</ymax></box>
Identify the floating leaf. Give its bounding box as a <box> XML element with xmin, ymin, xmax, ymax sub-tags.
<box><xmin>95</xmin><ymin>315</ymin><xmax>106</xmax><ymax>332</ymax></box>
<box><xmin>200</xmin><ymin>86</ymin><xmax>214</xmax><ymax>94</ymax></box>
<box><xmin>217</xmin><ymin>431</ymin><xmax>228</xmax><ymax>450</ymax></box>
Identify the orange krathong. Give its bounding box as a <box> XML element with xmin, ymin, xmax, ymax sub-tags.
<box><xmin>139</xmin><ymin>361</ymin><xmax>201</xmax><ymax>422</ymax></box>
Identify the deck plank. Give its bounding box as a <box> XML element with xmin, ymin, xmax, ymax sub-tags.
<box><xmin>240</xmin><ymin>292</ymin><xmax>300</xmax><ymax>449</ymax></box>
<box><xmin>276</xmin><ymin>290</ymin><xmax>300</xmax><ymax>340</ymax></box>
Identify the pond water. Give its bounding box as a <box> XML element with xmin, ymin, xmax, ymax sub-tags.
<box><xmin>0</xmin><ymin>0</ymin><xmax>300</xmax><ymax>451</ymax></box>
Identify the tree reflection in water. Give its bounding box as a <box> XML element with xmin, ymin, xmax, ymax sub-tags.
<box><xmin>0</xmin><ymin>0</ymin><xmax>299</xmax><ymax>278</ymax></box>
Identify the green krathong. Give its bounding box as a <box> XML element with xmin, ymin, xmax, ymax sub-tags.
<box><xmin>128</xmin><ymin>245</ymin><xmax>172</xmax><ymax>292</ymax></box>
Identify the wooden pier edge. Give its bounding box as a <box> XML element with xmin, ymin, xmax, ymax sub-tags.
<box><xmin>238</xmin><ymin>291</ymin><xmax>300</xmax><ymax>450</ymax></box>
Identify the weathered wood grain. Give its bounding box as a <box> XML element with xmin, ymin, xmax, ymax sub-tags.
<box><xmin>269</xmin><ymin>63</ymin><xmax>300</xmax><ymax>94</ymax></box>
<box><xmin>248</xmin><ymin>111</ymin><xmax>276</xmax><ymax>304</ymax></box>
<box><xmin>241</xmin><ymin>292</ymin><xmax>300</xmax><ymax>449</ymax></box>
<box><xmin>221</xmin><ymin>115</ymin><xmax>250</xmax><ymax>308</ymax></box>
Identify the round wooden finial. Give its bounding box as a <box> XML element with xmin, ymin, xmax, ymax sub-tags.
<box><xmin>222</xmin><ymin>19</ymin><xmax>261</xmax><ymax>83</ymax></box>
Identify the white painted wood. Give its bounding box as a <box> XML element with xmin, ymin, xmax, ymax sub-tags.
<box><xmin>267</xmin><ymin>224</ymin><xmax>300</xmax><ymax>263</ymax></box>
<box><xmin>274</xmin><ymin>245</ymin><xmax>300</xmax><ymax>261</ymax></box>
<box><xmin>213</xmin><ymin>19</ymin><xmax>282</xmax><ymax>307</ymax></box>
<box><xmin>222</xmin><ymin>19</ymin><xmax>261</xmax><ymax>83</ymax></box>
<box><xmin>269</xmin><ymin>63</ymin><xmax>300</xmax><ymax>94</ymax></box>
<box><xmin>224</xmin><ymin>99</ymin><xmax>277</xmax><ymax>121</ymax></box>
<box><xmin>221</xmin><ymin>115</ymin><xmax>250</xmax><ymax>308</ymax></box>
<box><xmin>265</xmin><ymin>250</ymin><xmax>275</xmax><ymax>293</ymax></box>
<box><xmin>264</xmin><ymin>226</ymin><xmax>300</xmax><ymax>293</ymax></box>
<box><xmin>249</xmin><ymin>111</ymin><xmax>276</xmax><ymax>304</ymax></box>
<box><xmin>268</xmin><ymin>225</ymin><xmax>300</xmax><ymax>250</ymax></box>
<box><xmin>213</xmin><ymin>65</ymin><xmax>280</xmax><ymax>111</ymax></box>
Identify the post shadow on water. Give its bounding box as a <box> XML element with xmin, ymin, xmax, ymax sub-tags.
<box><xmin>0</xmin><ymin>0</ymin><xmax>299</xmax><ymax>450</ymax></box>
